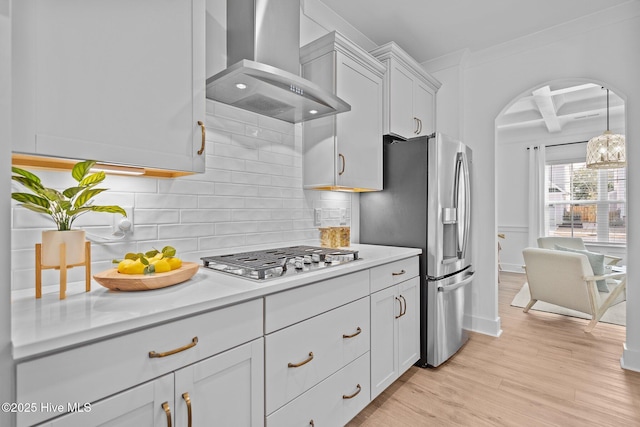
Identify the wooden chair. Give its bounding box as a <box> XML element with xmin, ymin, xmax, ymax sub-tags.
<box><xmin>537</xmin><ymin>236</ymin><xmax>622</xmax><ymax>266</ymax></box>
<box><xmin>522</xmin><ymin>248</ymin><xmax>626</xmax><ymax>332</ymax></box>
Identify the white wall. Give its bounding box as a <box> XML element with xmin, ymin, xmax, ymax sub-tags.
<box><xmin>429</xmin><ymin>1</ymin><xmax>640</xmax><ymax>367</ymax></box>
<box><xmin>1</xmin><ymin>0</ymin><xmax>15</xmax><ymax>424</ymax></box>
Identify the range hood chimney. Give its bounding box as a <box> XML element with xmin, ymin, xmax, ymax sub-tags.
<box><xmin>206</xmin><ymin>0</ymin><xmax>350</xmax><ymax>123</ymax></box>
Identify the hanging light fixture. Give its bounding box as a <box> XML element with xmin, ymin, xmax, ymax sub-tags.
<box><xmin>586</xmin><ymin>88</ymin><xmax>626</xmax><ymax>169</ymax></box>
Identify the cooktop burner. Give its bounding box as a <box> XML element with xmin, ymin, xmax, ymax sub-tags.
<box><xmin>201</xmin><ymin>245</ymin><xmax>359</xmax><ymax>280</ymax></box>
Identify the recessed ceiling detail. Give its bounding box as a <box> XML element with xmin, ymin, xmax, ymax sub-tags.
<box><xmin>497</xmin><ymin>83</ymin><xmax>624</xmax><ymax>140</ymax></box>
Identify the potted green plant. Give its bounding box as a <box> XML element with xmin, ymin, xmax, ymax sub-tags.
<box><xmin>11</xmin><ymin>160</ymin><xmax>127</xmax><ymax>266</ymax></box>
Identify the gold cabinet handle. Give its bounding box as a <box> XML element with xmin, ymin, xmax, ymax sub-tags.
<box><xmin>197</xmin><ymin>121</ymin><xmax>206</xmax><ymax>155</ymax></box>
<box><xmin>149</xmin><ymin>337</ymin><xmax>198</xmax><ymax>358</ymax></box>
<box><xmin>343</xmin><ymin>327</ymin><xmax>362</xmax><ymax>339</ymax></box>
<box><xmin>182</xmin><ymin>392</ymin><xmax>192</xmax><ymax>427</ymax></box>
<box><xmin>417</xmin><ymin>118</ymin><xmax>423</xmax><ymax>135</ymax></box>
<box><xmin>399</xmin><ymin>295</ymin><xmax>407</xmax><ymax>317</ymax></box>
<box><xmin>162</xmin><ymin>402</ymin><xmax>172</xmax><ymax>427</ymax></box>
<box><xmin>392</xmin><ymin>269</ymin><xmax>406</xmax><ymax>276</ymax></box>
<box><xmin>343</xmin><ymin>384</ymin><xmax>362</xmax><ymax>399</ymax></box>
<box><xmin>288</xmin><ymin>351</ymin><xmax>314</xmax><ymax>368</ymax></box>
<box><xmin>395</xmin><ymin>297</ymin><xmax>403</xmax><ymax>319</ymax></box>
<box><xmin>414</xmin><ymin>117</ymin><xmax>420</xmax><ymax>134</ymax></box>
<box><xmin>338</xmin><ymin>153</ymin><xmax>346</xmax><ymax>175</ymax></box>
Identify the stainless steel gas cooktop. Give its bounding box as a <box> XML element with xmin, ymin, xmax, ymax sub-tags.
<box><xmin>201</xmin><ymin>245</ymin><xmax>359</xmax><ymax>281</ymax></box>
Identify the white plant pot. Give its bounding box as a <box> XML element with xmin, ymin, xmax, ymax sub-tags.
<box><xmin>41</xmin><ymin>230</ymin><xmax>86</xmax><ymax>267</ymax></box>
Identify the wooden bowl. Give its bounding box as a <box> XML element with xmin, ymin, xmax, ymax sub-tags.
<box><xmin>93</xmin><ymin>262</ymin><xmax>199</xmax><ymax>291</ymax></box>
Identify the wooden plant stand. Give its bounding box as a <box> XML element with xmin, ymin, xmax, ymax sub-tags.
<box><xmin>35</xmin><ymin>241</ymin><xmax>91</xmax><ymax>300</ymax></box>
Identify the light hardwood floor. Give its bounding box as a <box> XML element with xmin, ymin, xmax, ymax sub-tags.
<box><xmin>349</xmin><ymin>272</ymin><xmax>640</xmax><ymax>426</ymax></box>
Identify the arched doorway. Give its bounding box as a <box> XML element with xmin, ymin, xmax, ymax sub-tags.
<box><xmin>495</xmin><ymin>79</ymin><xmax>627</xmax><ymax>273</ymax></box>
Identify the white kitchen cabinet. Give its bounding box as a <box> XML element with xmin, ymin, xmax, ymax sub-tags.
<box><xmin>266</xmin><ymin>352</ymin><xmax>370</xmax><ymax>427</ymax></box>
<box><xmin>265</xmin><ymin>297</ymin><xmax>369</xmax><ymax>414</ymax></box>
<box><xmin>301</xmin><ymin>31</ymin><xmax>386</xmax><ymax>191</ymax></box>
<box><xmin>43</xmin><ymin>374</ymin><xmax>174</xmax><ymax>427</ymax></box>
<box><xmin>12</xmin><ymin>0</ymin><xmax>206</xmax><ymax>174</ymax></box>
<box><xmin>370</xmin><ymin>259</ymin><xmax>421</xmax><ymax>399</ymax></box>
<box><xmin>173</xmin><ymin>338</ymin><xmax>264</xmax><ymax>427</ymax></box>
<box><xmin>44</xmin><ymin>339</ymin><xmax>264</xmax><ymax>427</ymax></box>
<box><xmin>370</xmin><ymin>42</ymin><xmax>440</xmax><ymax>140</ymax></box>
<box><xmin>264</xmin><ymin>270</ymin><xmax>371</xmax><ymax>424</ymax></box>
<box><xmin>16</xmin><ymin>298</ymin><xmax>263</xmax><ymax>427</ymax></box>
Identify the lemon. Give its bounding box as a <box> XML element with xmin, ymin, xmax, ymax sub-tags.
<box><xmin>117</xmin><ymin>259</ymin><xmax>134</xmax><ymax>274</ymax></box>
<box><xmin>152</xmin><ymin>259</ymin><xmax>171</xmax><ymax>273</ymax></box>
<box><xmin>122</xmin><ymin>259</ymin><xmax>146</xmax><ymax>275</ymax></box>
<box><xmin>151</xmin><ymin>252</ymin><xmax>164</xmax><ymax>261</ymax></box>
<box><xmin>166</xmin><ymin>257</ymin><xmax>182</xmax><ymax>270</ymax></box>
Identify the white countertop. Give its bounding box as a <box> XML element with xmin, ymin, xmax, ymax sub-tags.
<box><xmin>11</xmin><ymin>244</ymin><xmax>421</xmax><ymax>360</ymax></box>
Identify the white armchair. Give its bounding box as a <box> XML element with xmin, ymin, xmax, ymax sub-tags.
<box><xmin>522</xmin><ymin>248</ymin><xmax>626</xmax><ymax>332</ymax></box>
<box><xmin>537</xmin><ymin>236</ymin><xmax>622</xmax><ymax>266</ymax></box>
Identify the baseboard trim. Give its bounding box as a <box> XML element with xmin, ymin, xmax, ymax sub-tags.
<box><xmin>500</xmin><ymin>263</ymin><xmax>525</xmax><ymax>273</ymax></box>
<box><xmin>465</xmin><ymin>314</ymin><xmax>502</xmax><ymax>337</ymax></box>
<box><xmin>621</xmin><ymin>343</ymin><xmax>640</xmax><ymax>373</ymax></box>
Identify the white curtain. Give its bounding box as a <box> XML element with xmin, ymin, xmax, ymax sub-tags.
<box><xmin>528</xmin><ymin>145</ymin><xmax>546</xmax><ymax>247</ymax></box>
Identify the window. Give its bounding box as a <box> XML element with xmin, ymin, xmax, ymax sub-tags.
<box><xmin>545</xmin><ymin>161</ymin><xmax>626</xmax><ymax>244</ymax></box>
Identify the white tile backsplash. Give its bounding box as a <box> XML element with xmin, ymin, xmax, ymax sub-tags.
<box><xmin>10</xmin><ymin>100</ymin><xmax>352</xmax><ymax>291</ymax></box>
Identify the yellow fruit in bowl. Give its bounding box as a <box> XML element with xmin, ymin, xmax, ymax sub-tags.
<box><xmin>152</xmin><ymin>259</ymin><xmax>171</xmax><ymax>273</ymax></box>
<box><xmin>117</xmin><ymin>259</ymin><xmax>134</xmax><ymax>273</ymax></box>
<box><xmin>166</xmin><ymin>257</ymin><xmax>182</xmax><ymax>270</ymax></box>
<box><xmin>120</xmin><ymin>259</ymin><xmax>145</xmax><ymax>275</ymax></box>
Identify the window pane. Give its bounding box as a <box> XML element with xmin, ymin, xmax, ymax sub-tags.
<box><xmin>545</xmin><ymin>160</ymin><xmax>626</xmax><ymax>245</ymax></box>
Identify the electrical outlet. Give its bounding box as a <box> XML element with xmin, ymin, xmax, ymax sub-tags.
<box><xmin>340</xmin><ymin>208</ymin><xmax>347</xmax><ymax>225</ymax></box>
<box><xmin>314</xmin><ymin>208</ymin><xmax>322</xmax><ymax>226</ymax></box>
<box><xmin>113</xmin><ymin>207</ymin><xmax>134</xmax><ymax>235</ymax></box>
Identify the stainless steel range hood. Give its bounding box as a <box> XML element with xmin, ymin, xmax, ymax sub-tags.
<box><xmin>206</xmin><ymin>0</ymin><xmax>350</xmax><ymax>123</ymax></box>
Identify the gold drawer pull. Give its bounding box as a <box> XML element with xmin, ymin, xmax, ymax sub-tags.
<box><xmin>343</xmin><ymin>327</ymin><xmax>362</xmax><ymax>339</ymax></box>
<box><xmin>149</xmin><ymin>337</ymin><xmax>198</xmax><ymax>358</ymax></box>
<box><xmin>182</xmin><ymin>392</ymin><xmax>192</xmax><ymax>427</ymax></box>
<box><xmin>392</xmin><ymin>269</ymin><xmax>406</xmax><ymax>276</ymax></box>
<box><xmin>162</xmin><ymin>402</ymin><xmax>172</xmax><ymax>427</ymax></box>
<box><xmin>399</xmin><ymin>295</ymin><xmax>407</xmax><ymax>317</ymax></box>
<box><xmin>343</xmin><ymin>384</ymin><xmax>362</xmax><ymax>399</ymax></box>
<box><xmin>395</xmin><ymin>297</ymin><xmax>403</xmax><ymax>319</ymax></box>
<box><xmin>197</xmin><ymin>121</ymin><xmax>206</xmax><ymax>155</ymax></box>
<box><xmin>288</xmin><ymin>351</ymin><xmax>314</xmax><ymax>368</ymax></box>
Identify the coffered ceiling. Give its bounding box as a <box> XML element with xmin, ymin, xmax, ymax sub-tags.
<box><xmin>496</xmin><ymin>83</ymin><xmax>625</xmax><ymax>143</ymax></box>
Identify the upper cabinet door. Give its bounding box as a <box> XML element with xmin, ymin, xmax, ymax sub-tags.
<box><xmin>301</xmin><ymin>31</ymin><xmax>385</xmax><ymax>192</ymax></box>
<box><xmin>414</xmin><ymin>79</ymin><xmax>435</xmax><ymax>137</ymax></box>
<box><xmin>370</xmin><ymin>42</ymin><xmax>440</xmax><ymax>141</ymax></box>
<box><xmin>335</xmin><ymin>52</ymin><xmax>383</xmax><ymax>190</ymax></box>
<box><xmin>12</xmin><ymin>0</ymin><xmax>206</xmax><ymax>173</ymax></box>
<box><xmin>388</xmin><ymin>64</ymin><xmax>415</xmax><ymax>139</ymax></box>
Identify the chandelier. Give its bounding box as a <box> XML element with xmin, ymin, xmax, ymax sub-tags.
<box><xmin>586</xmin><ymin>88</ymin><xmax>626</xmax><ymax>169</ymax></box>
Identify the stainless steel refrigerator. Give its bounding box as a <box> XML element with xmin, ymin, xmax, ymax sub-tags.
<box><xmin>360</xmin><ymin>132</ymin><xmax>474</xmax><ymax>367</ymax></box>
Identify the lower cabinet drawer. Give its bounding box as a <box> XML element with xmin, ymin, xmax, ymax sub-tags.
<box><xmin>16</xmin><ymin>298</ymin><xmax>263</xmax><ymax>427</ymax></box>
<box><xmin>370</xmin><ymin>257</ymin><xmax>419</xmax><ymax>293</ymax></box>
<box><xmin>265</xmin><ymin>270</ymin><xmax>369</xmax><ymax>333</ymax></box>
<box><xmin>265</xmin><ymin>297</ymin><xmax>370</xmax><ymax>415</ymax></box>
<box><xmin>266</xmin><ymin>352</ymin><xmax>371</xmax><ymax>427</ymax></box>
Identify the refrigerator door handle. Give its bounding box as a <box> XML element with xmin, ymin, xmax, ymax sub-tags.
<box><xmin>454</xmin><ymin>152</ymin><xmax>471</xmax><ymax>259</ymax></box>
<box><xmin>437</xmin><ymin>272</ymin><xmax>475</xmax><ymax>293</ymax></box>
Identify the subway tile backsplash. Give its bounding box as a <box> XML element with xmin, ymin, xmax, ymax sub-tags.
<box><xmin>10</xmin><ymin>100</ymin><xmax>352</xmax><ymax>291</ymax></box>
